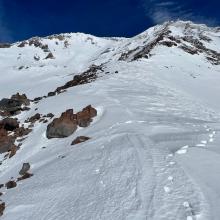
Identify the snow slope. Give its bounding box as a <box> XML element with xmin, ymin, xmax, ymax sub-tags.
<box><xmin>0</xmin><ymin>20</ymin><xmax>220</xmax><ymax>220</ymax></box>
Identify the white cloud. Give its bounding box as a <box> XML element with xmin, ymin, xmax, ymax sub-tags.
<box><xmin>142</xmin><ymin>0</ymin><xmax>218</xmax><ymax>26</ymax></box>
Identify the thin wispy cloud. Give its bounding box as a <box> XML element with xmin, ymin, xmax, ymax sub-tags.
<box><xmin>142</xmin><ymin>0</ymin><xmax>218</xmax><ymax>26</ymax></box>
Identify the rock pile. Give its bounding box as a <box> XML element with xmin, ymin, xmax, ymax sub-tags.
<box><xmin>46</xmin><ymin>105</ymin><xmax>97</xmax><ymax>139</ymax></box>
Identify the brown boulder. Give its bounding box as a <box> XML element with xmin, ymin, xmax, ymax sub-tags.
<box><xmin>76</xmin><ymin>105</ymin><xmax>97</xmax><ymax>127</ymax></box>
<box><xmin>46</xmin><ymin>109</ymin><xmax>77</xmax><ymax>139</ymax></box>
<box><xmin>71</xmin><ymin>136</ymin><xmax>90</xmax><ymax>145</ymax></box>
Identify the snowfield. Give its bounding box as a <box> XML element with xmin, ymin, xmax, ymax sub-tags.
<box><xmin>0</xmin><ymin>20</ymin><xmax>220</xmax><ymax>220</ymax></box>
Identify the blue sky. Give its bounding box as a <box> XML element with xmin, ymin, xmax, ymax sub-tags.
<box><xmin>0</xmin><ymin>0</ymin><xmax>219</xmax><ymax>42</ymax></box>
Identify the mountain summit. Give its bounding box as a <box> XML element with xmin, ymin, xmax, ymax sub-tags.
<box><xmin>0</xmin><ymin>21</ymin><xmax>220</xmax><ymax>220</ymax></box>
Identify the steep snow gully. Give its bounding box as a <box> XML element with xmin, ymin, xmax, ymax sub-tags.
<box><xmin>0</xmin><ymin>21</ymin><xmax>220</xmax><ymax>220</ymax></box>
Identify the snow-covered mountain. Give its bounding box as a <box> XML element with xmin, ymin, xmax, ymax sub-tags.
<box><xmin>0</xmin><ymin>20</ymin><xmax>220</xmax><ymax>220</ymax></box>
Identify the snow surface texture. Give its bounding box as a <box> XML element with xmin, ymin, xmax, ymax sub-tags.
<box><xmin>0</xmin><ymin>20</ymin><xmax>220</xmax><ymax>220</ymax></box>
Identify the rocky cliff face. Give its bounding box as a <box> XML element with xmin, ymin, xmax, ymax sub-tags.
<box><xmin>0</xmin><ymin>21</ymin><xmax>220</xmax><ymax>220</ymax></box>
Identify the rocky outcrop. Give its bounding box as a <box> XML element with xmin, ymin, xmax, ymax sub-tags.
<box><xmin>0</xmin><ymin>115</ymin><xmax>32</xmax><ymax>157</ymax></box>
<box><xmin>0</xmin><ymin>118</ymin><xmax>19</xmax><ymax>131</ymax></box>
<box><xmin>14</xmin><ymin>127</ymin><xmax>32</xmax><ymax>137</ymax></box>
<box><xmin>11</xmin><ymin>93</ymin><xmax>30</xmax><ymax>106</ymax></box>
<box><xmin>0</xmin><ymin>128</ymin><xmax>15</xmax><ymax>154</ymax></box>
<box><xmin>18</xmin><ymin>41</ymin><xmax>27</xmax><ymax>47</ymax></box>
<box><xmin>46</xmin><ymin>105</ymin><xmax>97</xmax><ymax>139</ymax></box>
<box><xmin>119</xmin><ymin>25</ymin><xmax>171</xmax><ymax>61</ymax></box>
<box><xmin>0</xmin><ymin>98</ymin><xmax>23</xmax><ymax>115</ymax></box>
<box><xmin>71</xmin><ymin>136</ymin><xmax>90</xmax><ymax>145</ymax></box>
<box><xmin>27</xmin><ymin>113</ymin><xmax>41</xmax><ymax>123</ymax></box>
<box><xmin>55</xmin><ymin>65</ymin><xmax>103</xmax><ymax>93</ymax></box>
<box><xmin>0</xmin><ymin>93</ymin><xmax>30</xmax><ymax>116</ymax></box>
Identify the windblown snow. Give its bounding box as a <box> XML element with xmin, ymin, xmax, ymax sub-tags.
<box><xmin>0</xmin><ymin>20</ymin><xmax>220</xmax><ymax>220</ymax></box>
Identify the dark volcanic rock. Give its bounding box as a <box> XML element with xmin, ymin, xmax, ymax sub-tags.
<box><xmin>17</xmin><ymin>172</ymin><xmax>33</xmax><ymax>181</ymax></box>
<box><xmin>11</xmin><ymin>93</ymin><xmax>30</xmax><ymax>106</ymax></box>
<box><xmin>33</xmin><ymin>97</ymin><xmax>43</xmax><ymax>102</ymax></box>
<box><xmin>55</xmin><ymin>65</ymin><xmax>102</xmax><ymax>93</ymax></box>
<box><xmin>19</xmin><ymin>163</ymin><xmax>30</xmax><ymax>175</ymax></box>
<box><xmin>46</xmin><ymin>113</ymin><xmax>54</xmax><ymax>118</ymax></box>
<box><xmin>0</xmin><ymin>118</ymin><xmax>19</xmax><ymax>131</ymax></box>
<box><xmin>159</xmin><ymin>41</ymin><xmax>177</xmax><ymax>47</ymax></box>
<box><xmin>48</xmin><ymin>91</ymin><xmax>56</xmax><ymax>97</ymax></box>
<box><xmin>179</xmin><ymin>44</ymin><xmax>199</xmax><ymax>55</ymax></box>
<box><xmin>45</xmin><ymin>52</ymin><xmax>55</xmax><ymax>59</ymax></box>
<box><xmin>18</xmin><ymin>41</ymin><xmax>27</xmax><ymax>47</ymax></box>
<box><xmin>71</xmin><ymin>136</ymin><xmax>90</xmax><ymax>145</ymax></box>
<box><xmin>0</xmin><ymin>202</ymin><xmax>5</xmax><ymax>216</ymax></box>
<box><xmin>14</xmin><ymin>127</ymin><xmax>32</xmax><ymax>137</ymax></box>
<box><xmin>0</xmin><ymin>128</ymin><xmax>15</xmax><ymax>154</ymax></box>
<box><xmin>0</xmin><ymin>98</ymin><xmax>23</xmax><ymax>114</ymax></box>
<box><xmin>46</xmin><ymin>109</ymin><xmax>78</xmax><ymax>139</ymax></box>
<box><xmin>0</xmin><ymin>93</ymin><xmax>30</xmax><ymax>115</ymax></box>
<box><xmin>5</xmin><ymin>180</ymin><xmax>17</xmax><ymax>189</ymax></box>
<box><xmin>26</xmin><ymin>113</ymin><xmax>41</xmax><ymax>123</ymax></box>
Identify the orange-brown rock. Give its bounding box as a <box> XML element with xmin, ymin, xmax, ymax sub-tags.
<box><xmin>76</xmin><ymin>105</ymin><xmax>97</xmax><ymax>127</ymax></box>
